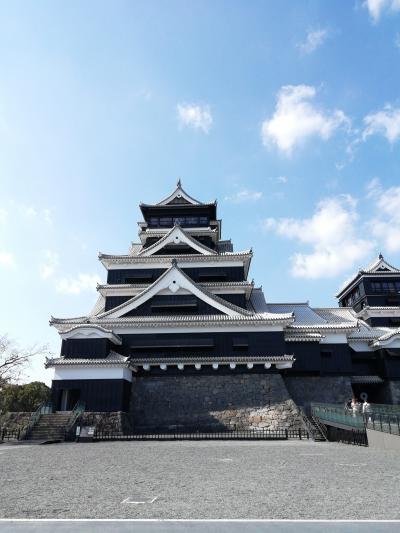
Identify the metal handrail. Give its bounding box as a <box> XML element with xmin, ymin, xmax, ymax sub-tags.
<box><xmin>65</xmin><ymin>401</ymin><xmax>86</xmax><ymax>435</ymax></box>
<box><xmin>311</xmin><ymin>403</ymin><xmax>400</xmax><ymax>435</ymax></box>
<box><xmin>366</xmin><ymin>412</ymin><xmax>400</xmax><ymax>435</ymax></box>
<box><xmin>20</xmin><ymin>401</ymin><xmax>53</xmax><ymax>439</ymax></box>
<box><xmin>298</xmin><ymin>406</ymin><xmax>325</xmax><ymax>441</ymax></box>
<box><xmin>311</xmin><ymin>402</ymin><xmax>400</xmax><ymax>415</ymax></box>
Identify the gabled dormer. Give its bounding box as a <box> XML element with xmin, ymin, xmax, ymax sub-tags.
<box><xmin>138</xmin><ymin>225</ymin><xmax>217</xmax><ymax>257</ymax></box>
<box><xmin>98</xmin><ymin>261</ymin><xmax>252</xmax><ymax>319</ymax></box>
<box><xmin>337</xmin><ymin>254</ymin><xmax>400</xmax><ymax>326</ymax></box>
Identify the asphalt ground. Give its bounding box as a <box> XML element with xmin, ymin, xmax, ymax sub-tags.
<box><xmin>0</xmin><ymin>440</ymin><xmax>399</xmax><ymax>520</ymax></box>
<box><xmin>0</xmin><ymin>522</ymin><xmax>400</xmax><ymax>533</ymax></box>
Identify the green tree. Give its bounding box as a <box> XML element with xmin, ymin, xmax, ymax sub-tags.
<box><xmin>0</xmin><ymin>382</ymin><xmax>50</xmax><ymax>412</ymax></box>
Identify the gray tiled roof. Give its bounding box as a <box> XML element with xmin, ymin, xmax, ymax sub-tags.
<box><xmin>130</xmin><ymin>355</ymin><xmax>294</xmax><ymax>365</ymax></box>
<box><xmin>45</xmin><ymin>351</ymin><xmax>129</xmax><ymax>367</ymax></box>
<box><xmin>350</xmin><ymin>375</ymin><xmax>384</xmax><ymax>384</ymax></box>
<box><xmin>313</xmin><ymin>308</ymin><xmax>358</xmax><ymax>324</ymax></box>
<box><xmin>51</xmin><ymin>312</ymin><xmax>294</xmax><ymax>331</ymax></box>
<box><xmin>89</xmin><ymin>295</ymin><xmax>106</xmax><ymax>317</ymax></box>
<box><xmin>129</xmin><ymin>243</ymin><xmax>142</xmax><ymax>255</ymax></box>
<box><xmin>250</xmin><ymin>290</ymin><xmax>358</xmax><ymax>330</ymax></box>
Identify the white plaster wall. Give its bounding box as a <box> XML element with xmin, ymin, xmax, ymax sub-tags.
<box><xmin>52</xmin><ymin>366</ymin><xmax>132</xmax><ymax>382</ymax></box>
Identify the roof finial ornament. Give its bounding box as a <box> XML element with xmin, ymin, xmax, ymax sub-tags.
<box><xmin>379</xmin><ymin>252</ymin><xmax>383</xmax><ymax>260</ymax></box>
<box><xmin>171</xmin><ymin>258</ymin><xmax>177</xmax><ymax>267</ymax></box>
<box><xmin>177</xmin><ymin>178</ymin><xmax>182</xmax><ymax>188</ymax></box>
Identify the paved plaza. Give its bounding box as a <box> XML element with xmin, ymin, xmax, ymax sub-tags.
<box><xmin>0</xmin><ymin>440</ymin><xmax>399</xmax><ymax>521</ymax></box>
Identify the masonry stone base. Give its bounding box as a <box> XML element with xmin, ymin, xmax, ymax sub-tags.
<box><xmin>130</xmin><ymin>373</ymin><xmax>303</xmax><ymax>431</ymax></box>
<box><xmin>283</xmin><ymin>376</ymin><xmax>353</xmax><ymax>409</ymax></box>
<box><xmin>387</xmin><ymin>380</ymin><xmax>400</xmax><ymax>404</ymax></box>
<box><xmin>80</xmin><ymin>411</ymin><xmax>132</xmax><ymax>434</ymax></box>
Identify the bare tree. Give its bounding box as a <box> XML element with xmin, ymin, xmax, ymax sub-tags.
<box><xmin>0</xmin><ymin>335</ymin><xmax>52</xmax><ymax>387</ymax></box>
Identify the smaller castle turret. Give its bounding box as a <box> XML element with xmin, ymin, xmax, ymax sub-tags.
<box><xmin>337</xmin><ymin>254</ymin><xmax>400</xmax><ymax>327</ymax></box>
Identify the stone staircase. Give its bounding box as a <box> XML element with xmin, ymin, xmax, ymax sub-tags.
<box><xmin>26</xmin><ymin>412</ymin><xmax>72</xmax><ymax>442</ymax></box>
<box><xmin>299</xmin><ymin>407</ymin><xmax>327</xmax><ymax>442</ymax></box>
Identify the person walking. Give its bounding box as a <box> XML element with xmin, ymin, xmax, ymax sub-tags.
<box><xmin>351</xmin><ymin>397</ymin><xmax>360</xmax><ymax>417</ymax></box>
<box><xmin>362</xmin><ymin>399</ymin><xmax>372</xmax><ymax>423</ymax></box>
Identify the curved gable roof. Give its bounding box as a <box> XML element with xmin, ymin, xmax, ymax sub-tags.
<box><xmin>138</xmin><ymin>225</ymin><xmax>216</xmax><ymax>257</ymax></box>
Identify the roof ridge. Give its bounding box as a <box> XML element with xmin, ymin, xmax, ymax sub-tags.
<box><xmin>137</xmin><ymin>224</ymin><xmax>216</xmax><ymax>257</ymax></box>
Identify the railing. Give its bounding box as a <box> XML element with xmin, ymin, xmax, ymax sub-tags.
<box><xmin>64</xmin><ymin>401</ymin><xmax>85</xmax><ymax>437</ymax></box>
<box><xmin>0</xmin><ymin>428</ymin><xmax>21</xmax><ymax>441</ymax></box>
<box><xmin>311</xmin><ymin>403</ymin><xmax>365</xmax><ymax>429</ymax></box>
<box><xmin>20</xmin><ymin>401</ymin><xmax>53</xmax><ymax>440</ymax></box>
<box><xmin>311</xmin><ymin>403</ymin><xmax>400</xmax><ymax>437</ymax></box>
<box><xmin>298</xmin><ymin>406</ymin><xmax>326</xmax><ymax>441</ymax></box>
<box><xmin>366</xmin><ymin>413</ymin><xmax>400</xmax><ymax>436</ymax></box>
<box><xmin>93</xmin><ymin>428</ymin><xmax>310</xmax><ymax>441</ymax></box>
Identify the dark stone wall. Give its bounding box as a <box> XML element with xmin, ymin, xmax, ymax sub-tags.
<box><xmin>387</xmin><ymin>381</ymin><xmax>400</xmax><ymax>403</ymax></box>
<box><xmin>130</xmin><ymin>373</ymin><xmax>303</xmax><ymax>431</ymax></box>
<box><xmin>80</xmin><ymin>411</ymin><xmax>133</xmax><ymax>434</ymax></box>
<box><xmin>283</xmin><ymin>376</ymin><xmax>353</xmax><ymax>409</ymax></box>
<box><xmin>0</xmin><ymin>412</ymin><xmax>32</xmax><ymax>430</ymax></box>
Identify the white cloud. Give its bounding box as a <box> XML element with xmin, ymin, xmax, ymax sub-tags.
<box><xmin>366</xmin><ymin>177</ymin><xmax>381</xmax><ymax>198</ymax></box>
<box><xmin>224</xmin><ymin>189</ymin><xmax>263</xmax><ymax>203</ymax></box>
<box><xmin>39</xmin><ymin>250</ymin><xmax>59</xmax><ymax>280</ymax></box>
<box><xmin>0</xmin><ymin>251</ymin><xmax>15</xmax><ymax>268</ymax></box>
<box><xmin>367</xmin><ymin>179</ymin><xmax>400</xmax><ymax>252</ymax></box>
<box><xmin>21</xmin><ymin>206</ymin><xmax>37</xmax><ymax>217</ymax></box>
<box><xmin>364</xmin><ymin>0</ymin><xmax>400</xmax><ymax>22</ymax></box>
<box><xmin>263</xmin><ymin>195</ymin><xmax>373</xmax><ymax>278</ymax></box>
<box><xmin>298</xmin><ymin>29</ymin><xmax>328</xmax><ymax>54</ymax></box>
<box><xmin>177</xmin><ymin>103</ymin><xmax>213</xmax><ymax>133</ymax></box>
<box><xmin>56</xmin><ymin>273</ymin><xmax>102</xmax><ymax>295</ymax></box>
<box><xmin>42</xmin><ymin>209</ymin><xmax>53</xmax><ymax>225</ymax></box>
<box><xmin>363</xmin><ymin>105</ymin><xmax>400</xmax><ymax>143</ymax></box>
<box><xmin>276</xmin><ymin>176</ymin><xmax>288</xmax><ymax>184</ymax></box>
<box><xmin>261</xmin><ymin>85</ymin><xmax>349</xmax><ymax>155</ymax></box>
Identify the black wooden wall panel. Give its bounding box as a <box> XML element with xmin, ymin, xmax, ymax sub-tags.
<box><xmin>51</xmin><ymin>379</ymin><xmax>131</xmax><ymax>412</ymax></box>
<box><xmin>107</xmin><ymin>266</ymin><xmax>246</xmax><ymax>284</ymax></box>
<box><xmin>121</xmin><ymin>331</ymin><xmax>286</xmax><ymax>357</ymax></box>
<box><xmin>61</xmin><ymin>339</ymin><xmax>110</xmax><ymax>359</ymax></box>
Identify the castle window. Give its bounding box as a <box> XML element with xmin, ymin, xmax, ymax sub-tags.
<box><xmin>232</xmin><ymin>336</ymin><xmax>249</xmax><ymax>349</ymax></box>
<box><xmin>321</xmin><ymin>350</ymin><xmax>332</xmax><ymax>358</ymax></box>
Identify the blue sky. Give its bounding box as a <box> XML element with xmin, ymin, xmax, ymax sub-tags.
<box><xmin>1</xmin><ymin>0</ymin><xmax>400</xmax><ymax>384</ymax></box>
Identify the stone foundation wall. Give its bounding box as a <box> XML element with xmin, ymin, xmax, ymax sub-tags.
<box><xmin>80</xmin><ymin>411</ymin><xmax>132</xmax><ymax>434</ymax></box>
<box><xmin>0</xmin><ymin>412</ymin><xmax>32</xmax><ymax>430</ymax></box>
<box><xmin>130</xmin><ymin>373</ymin><xmax>303</xmax><ymax>430</ymax></box>
<box><xmin>283</xmin><ymin>376</ymin><xmax>353</xmax><ymax>409</ymax></box>
<box><xmin>387</xmin><ymin>381</ymin><xmax>400</xmax><ymax>404</ymax></box>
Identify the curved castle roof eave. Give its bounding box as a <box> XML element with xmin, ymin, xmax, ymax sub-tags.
<box><xmin>336</xmin><ymin>254</ymin><xmax>400</xmax><ymax>299</ymax></box>
<box><xmin>139</xmin><ymin>179</ymin><xmax>216</xmax><ymax>209</ymax></box>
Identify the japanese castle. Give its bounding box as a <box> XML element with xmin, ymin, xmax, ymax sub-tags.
<box><xmin>47</xmin><ymin>182</ymin><xmax>400</xmax><ymax>428</ymax></box>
